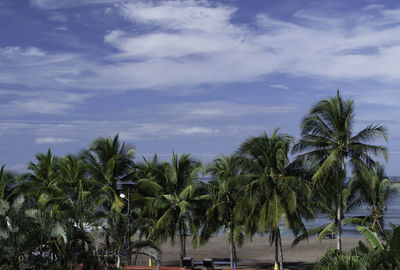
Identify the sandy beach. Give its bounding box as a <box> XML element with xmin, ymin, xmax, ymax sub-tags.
<box><xmin>159</xmin><ymin>236</ymin><xmax>363</xmax><ymax>270</ymax></box>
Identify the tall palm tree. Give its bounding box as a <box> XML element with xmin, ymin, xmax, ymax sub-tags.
<box><xmin>237</xmin><ymin>129</ymin><xmax>311</xmax><ymax>270</ymax></box>
<box><xmin>352</xmin><ymin>164</ymin><xmax>400</xmax><ymax>235</ymax></box>
<box><xmin>138</xmin><ymin>153</ymin><xmax>207</xmax><ymax>265</ymax></box>
<box><xmin>206</xmin><ymin>155</ymin><xmax>248</xmax><ymax>268</ymax></box>
<box><xmin>82</xmin><ymin>134</ymin><xmax>135</xmax><ymax>211</ymax></box>
<box><xmin>292</xmin><ymin>90</ymin><xmax>388</xmax><ymax>250</ymax></box>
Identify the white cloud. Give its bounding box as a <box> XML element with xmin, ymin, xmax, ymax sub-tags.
<box><xmin>0</xmin><ymin>46</ymin><xmax>46</xmax><ymax>57</ymax></box>
<box><xmin>29</xmin><ymin>0</ymin><xmax>114</xmax><ymax>9</ymax></box>
<box><xmin>165</xmin><ymin>101</ymin><xmax>298</xmax><ymax>118</ymax></box>
<box><xmin>269</xmin><ymin>84</ymin><xmax>289</xmax><ymax>90</ymax></box>
<box><xmin>35</xmin><ymin>137</ymin><xmax>76</xmax><ymax>144</ymax></box>
<box><xmin>11</xmin><ymin>99</ymin><xmax>73</xmax><ymax>114</ymax></box>
<box><xmin>177</xmin><ymin>127</ymin><xmax>219</xmax><ymax>135</ymax></box>
<box><xmin>6</xmin><ymin>1</ymin><xmax>400</xmax><ymax>100</ymax></box>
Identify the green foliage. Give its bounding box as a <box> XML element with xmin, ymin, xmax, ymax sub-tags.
<box><xmin>314</xmin><ymin>225</ymin><xmax>400</xmax><ymax>270</ymax></box>
<box><xmin>237</xmin><ymin>129</ymin><xmax>311</xmax><ymax>270</ymax></box>
<box><xmin>137</xmin><ymin>152</ymin><xmax>208</xmax><ymax>262</ymax></box>
<box><xmin>293</xmin><ymin>90</ymin><xmax>388</xmax><ymax>250</ymax></box>
<box><xmin>204</xmin><ymin>154</ymin><xmax>249</xmax><ymax>267</ymax></box>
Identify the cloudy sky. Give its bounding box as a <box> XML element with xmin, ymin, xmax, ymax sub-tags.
<box><xmin>2</xmin><ymin>0</ymin><xmax>400</xmax><ymax>174</ymax></box>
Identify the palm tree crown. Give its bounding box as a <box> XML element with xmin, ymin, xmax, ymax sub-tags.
<box><xmin>293</xmin><ymin>90</ymin><xmax>388</xmax><ymax>250</ymax></box>
<box><xmin>237</xmin><ymin>129</ymin><xmax>310</xmax><ymax>270</ymax></box>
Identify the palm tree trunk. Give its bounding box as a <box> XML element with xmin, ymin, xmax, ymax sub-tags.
<box><xmin>337</xmin><ymin>171</ymin><xmax>343</xmax><ymax>250</ymax></box>
<box><xmin>274</xmin><ymin>229</ymin><xmax>279</xmax><ymax>270</ymax></box>
<box><xmin>179</xmin><ymin>219</ymin><xmax>186</xmax><ymax>266</ymax></box>
<box><xmin>233</xmin><ymin>242</ymin><xmax>237</xmax><ymax>267</ymax></box>
<box><xmin>229</xmin><ymin>222</ymin><xmax>234</xmax><ymax>268</ymax></box>
<box><xmin>127</xmin><ymin>188</ymin><xmax>132</xmax><ymax>265</ymax></box>
<box><xmin>277</xmin><ymin>227</ymin><xmax>283</xmax><ymax>270</ymax></box>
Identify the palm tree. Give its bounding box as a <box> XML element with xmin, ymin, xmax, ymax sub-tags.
<box><xmin>82</xmin><ymin>134</ymin><xmax>135</xmax><ymax>211</ymax></box>
<box><xmin>292</xmin><ymin>90</ymin><xmax>388</xmax><ymax>250</ymax></box>
<box><xmin>237</xmin><ymin>129</ymin><xmax>311</xmax><ymax>270</ymax></box>
<box><xmin>20</xmin><ymin>149</ymin><xmax>63</xmax><ymax>205</ymax></box>
<box><xmin>293</xmin><ymin>174</ymin><xmax>363</xmax><ymax>245</ymax></box>
<box><xmin>352</xmin><ymin>164</ymin><xmax>400</xmax><ymax>235</ymax></box>
<box><xmin>138</xmin><ymin>153</ymin><xmax>207</xmax><ymax>265</ymax></box>
<box><xmin>0</xmin><ymin>165</ymin><xmax>15</xmax><ymax>200</ymax></box>
<box><xmin>59</xmin><ymin>155</ymin><xmax>105</xmax><ymax>267</ymax></box>
<box><xmin>206</xmin><ymin>154</ymin><xmax>248</xmax><ymax>268</ymax></box>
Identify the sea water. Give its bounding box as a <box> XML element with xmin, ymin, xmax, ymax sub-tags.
<box><xmin>284</xmin><ymin>192</ymin><xmax>400</xmax><ymax>237</ymax></box>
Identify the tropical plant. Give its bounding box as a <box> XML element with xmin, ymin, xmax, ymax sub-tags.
<box><xmin>18</xmin><ymin>149</ymin><xmax>63</xmax><ymax>205</ymax></box>
<box><xmin>138</xmin><ymin>153</ymin><xmax>208</xmax><ymax>265</ymax></box>
<box><xmin>0</xmin><ymin>195</ymin><xmax>68</xmax><ymax>268</ymax></box>
<box><xmin>293</xmin><ymin>174</ymin><xmax>363</xmax><ymax>245</ymax></box>
<box><xmin>314</xmin><ymin>225</ymin><xmax>400</xmax><ymax>270</ymax></box>
<box><xmin>0</xmin><ymin>195</ymin><xmax>33</xmax><ymax>268</ymax></box>
<box><xmin>0</xmin><ymin>165</ymin><xmax>15</xmax><ymax>201</ymax></box>
<box><xmin>352</xmin><ymin>164</ymin><xmax>400</xmax><ymax>235</ymax></box>
<box><xmin>205</xmin><ymin>154</ymin><xmax>248</xmax><ymax>268</ymax></box>
<box><xmin>237</xmin><ymin>129</ymin><xmax>311</xmax><ymax>270</ymax></box>
<box><xmin>82</xmin><ymin>134</ymin><xmax>135</xmax><ymax>212</ymax></box>
<box><xmin>102</xmin><ymin>210</ymin><xmax>128</xmax><ymax>269</ymax></box>
<box><xmin>293</xmin><ymin>90</ymin><xmax>388</xmax><ymax>250</ymax></box>
<box><xmin>59</xmin><ymin>155</ymin><xmax>105</xmax><ymax>267</ymax></box>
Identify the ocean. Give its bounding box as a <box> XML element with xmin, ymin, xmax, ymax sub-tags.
<box><xmin>288</xmin><ymin>192</ymin><xmax>400</xmax><ymax>237</ymax></box>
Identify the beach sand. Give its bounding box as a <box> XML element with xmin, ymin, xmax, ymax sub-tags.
<box><xmin>158</xmin><ymin>236</ymin><xmax>363</xmax><ymax>270</ymax></box>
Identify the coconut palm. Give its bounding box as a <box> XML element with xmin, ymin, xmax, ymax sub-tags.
<box><xmin>293</xmin><ymin>174</ymin><xmax>363</xmax><ymax>245</ymax></box>
<box><xmin>82</xmin><ymin>134</ymin><xmax>135</xmax><ymax>212</ymax></box>
<box><xmin>59</xmin><ymin>155</ymin><xmax>105</xmax><ymax>267</ymax></box>
<box><xmin>352</xmin><ymin>164</ymin><xmax>400</xmax><ymax>235</ymax></box>
<box><xmin>237</xmin><ymin>129</ymin><xmax>311</xmax><ymax>270</ymax></box>
<box><xmin>19</xmin><ymin>149</ymin><xmax>64</xmax><ymax>206</ymax></box>
<box><xmin>206</xmin><ymin>154</ymin><xmax>248</xmax><ymax>268</ymax></box>
<box><xmin>138</xmin><ymin>153</ymin><xmax>207</xmax><ymax>265</ymax></box>
<box><xmin>292</xmin><ymin>90</ymin><xmax>388</xmax><ymax>250</ymax></box>
<box><xmin>0</xmin><ymin>165</ymin><xmax>15</xmax><ymax>200</ymax></box>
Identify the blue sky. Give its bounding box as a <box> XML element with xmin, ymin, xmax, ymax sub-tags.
<box><xmin>2</xmin><ymin>0</ymin><xmax>400</xmax><ymax>175</ymax></box>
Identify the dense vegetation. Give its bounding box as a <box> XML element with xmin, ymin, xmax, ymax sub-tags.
<box><xmin>0</xmin><ymin>91</ymin><xmax>398</xmax><ymax>270</ymax></box>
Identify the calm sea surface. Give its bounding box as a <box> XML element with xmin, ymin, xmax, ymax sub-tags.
<box><xmin>282</xmin><ymin>192</ymin><xmax>400</xmax><ymax>237</ymax></box>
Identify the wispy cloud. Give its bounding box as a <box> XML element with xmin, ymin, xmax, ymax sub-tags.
<box><xmin>0</xmin><ymin>46</ymin><xmax>46</xmax><ymax>57</ymax></box>
<box><xmin>29</xmin><ymin>0</ymin><xmax>113</xmax><ymax>9</ymax></box>
<box><xmin>165</xmin><ymin>101</ymin><xmax>298</xmax><ymax>118</ymax></box>
<box><xmin>269</xmin><ymin>84</ymin><xmax>290</xmax><ymax>90</ymax></box>
<box><xmin>35</xmin><ymin>137</ymin><xmax>76</xmax><ymax>144</ymax></box>
<box><xmin>6</xmin><ymin>2</ymin><xmax>400</xmax><ymax>95</ymax></box>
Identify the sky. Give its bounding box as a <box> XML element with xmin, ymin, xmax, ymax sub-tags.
<box><xmin>2</xmin><ymin>0</ymin><xmax>400</xmax><ymax>175</ymax></box>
